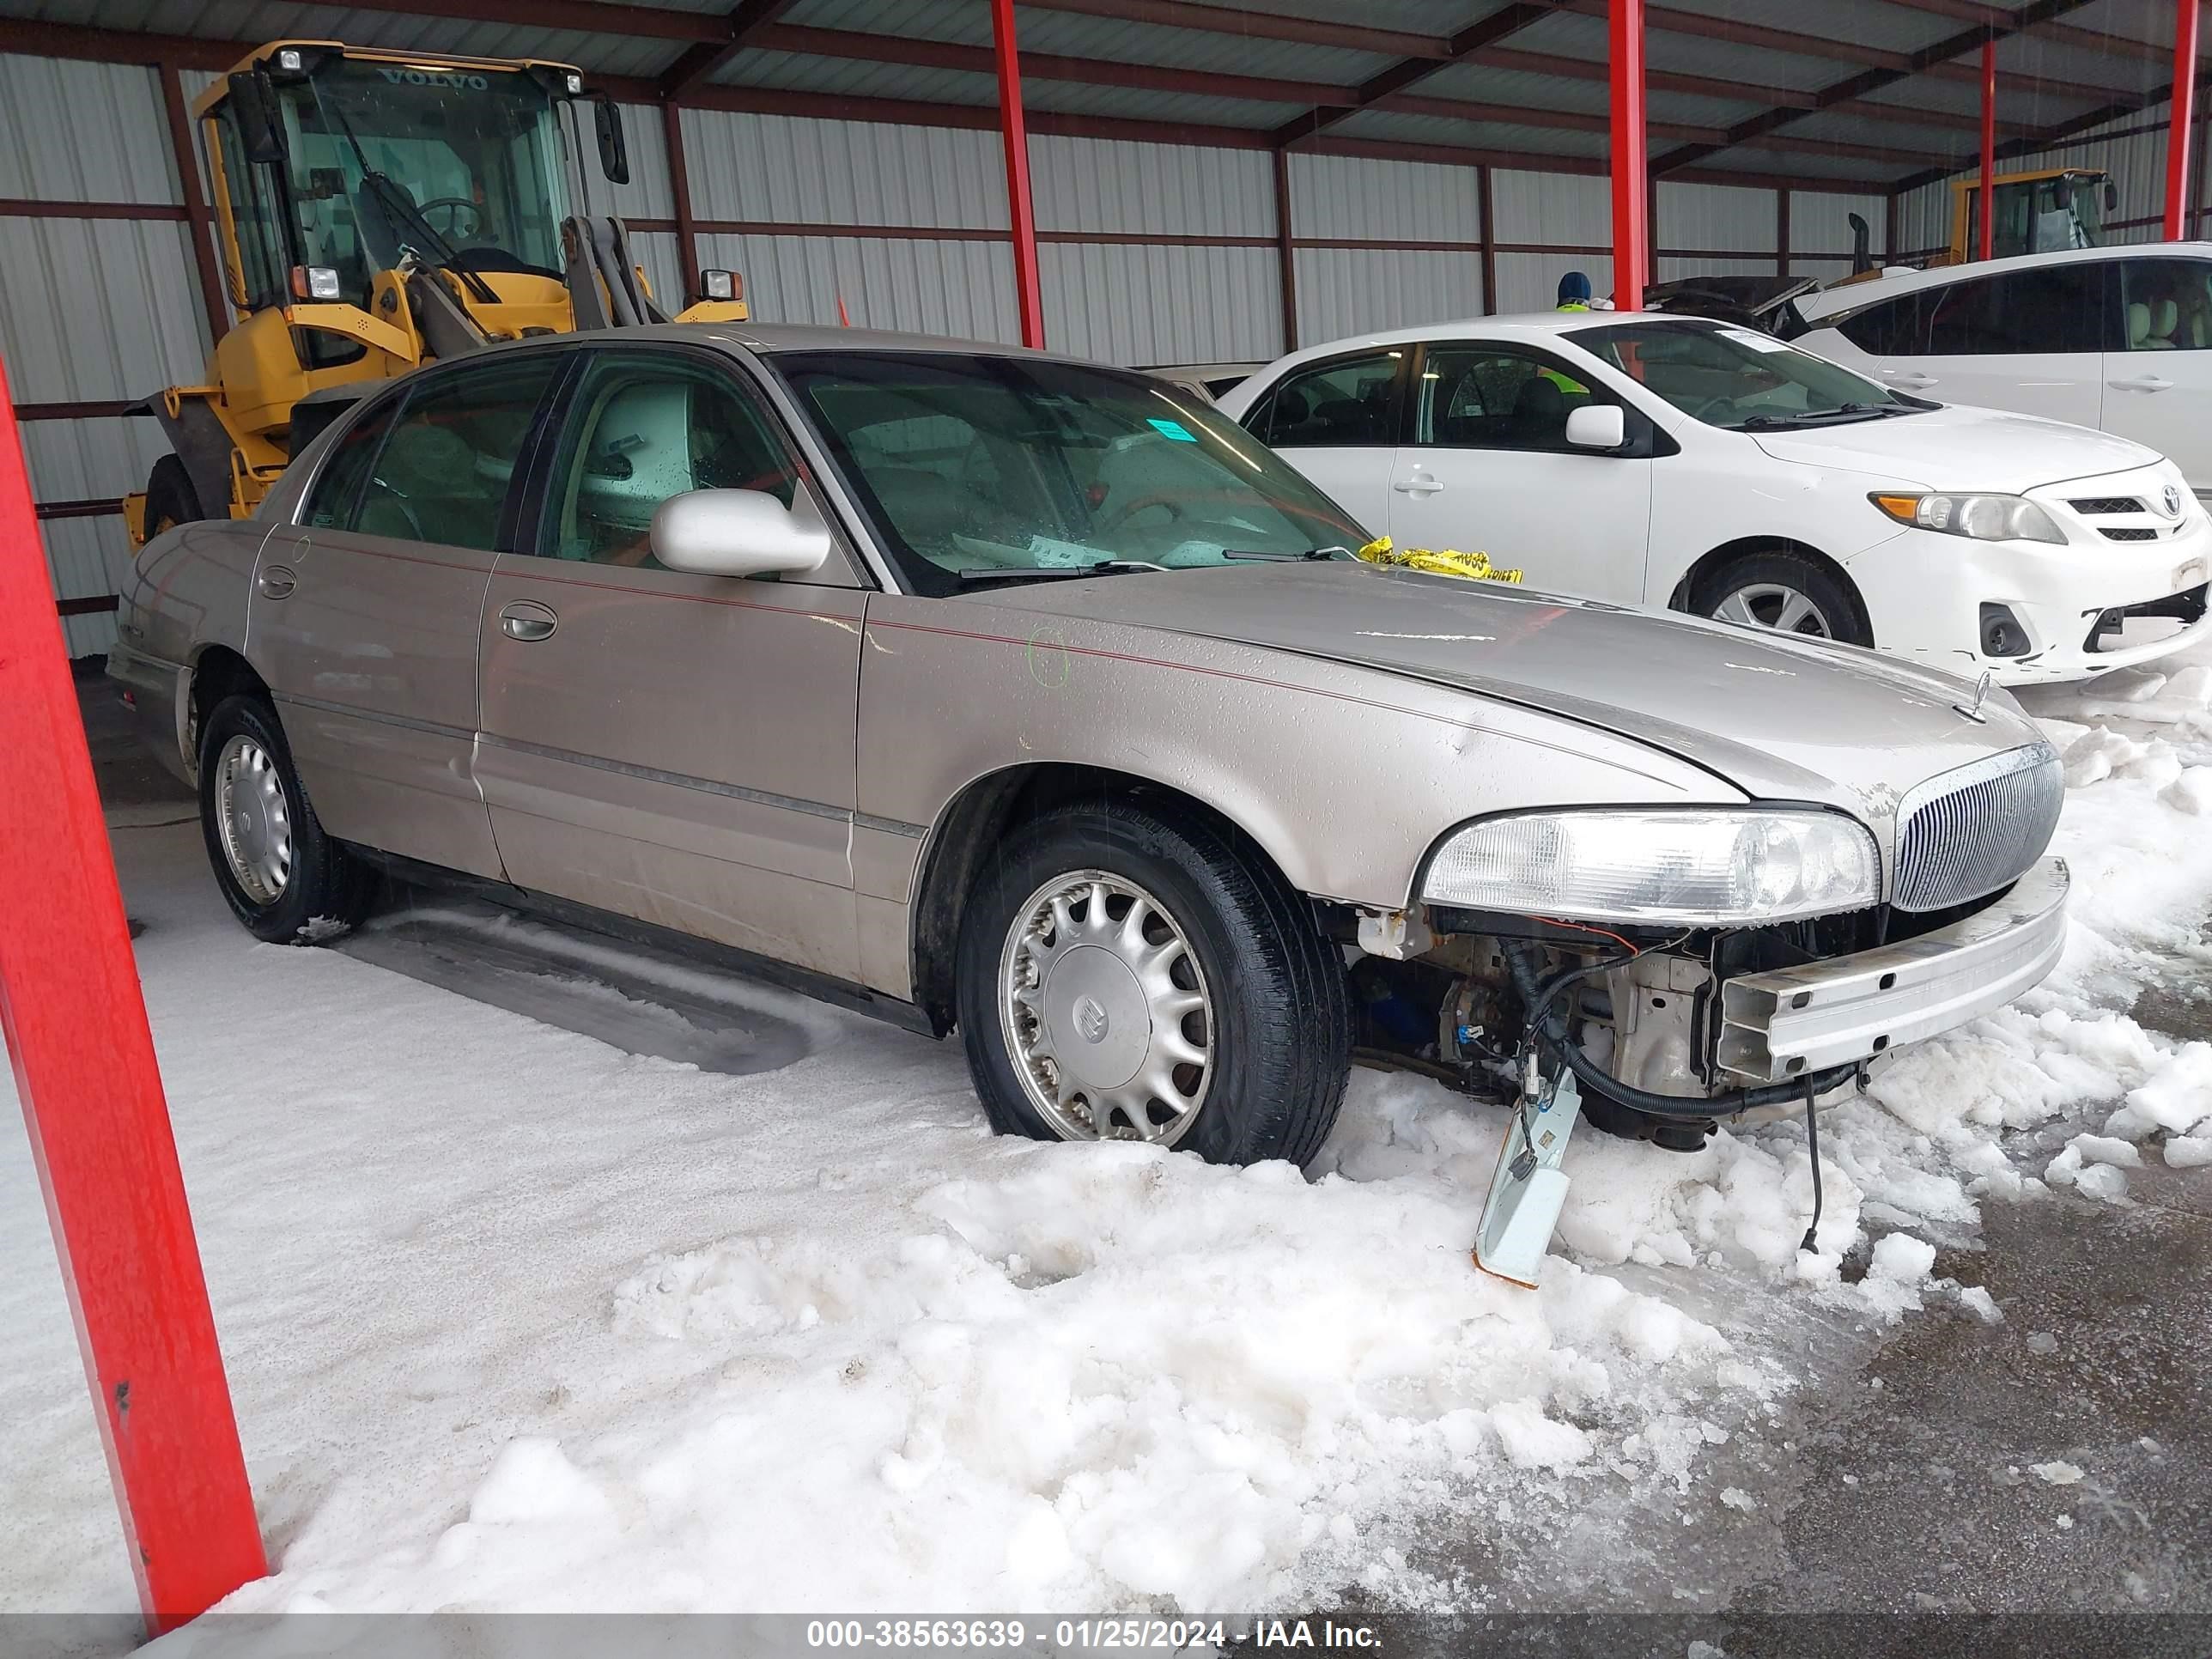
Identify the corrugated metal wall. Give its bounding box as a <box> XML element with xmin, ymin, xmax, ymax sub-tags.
<box><xmin>1289</xmin><ymin>154</ymin><xmax>1485</xmax><ymax>339</ymax></box>
<box><xmin>2</xmin><ymin>53</ymin><xmax>210</xmax><ymax>657</ymax></box>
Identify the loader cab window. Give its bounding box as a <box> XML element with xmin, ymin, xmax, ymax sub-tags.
<box><xmin>213</xmin><ymin>112</ymin><xmax>286</xmax><ymax>311</ymax></box>
<box><xmin>261</xmin><ymin>58</ymin><xmax>574</xmax><ymax>308</ymax></box>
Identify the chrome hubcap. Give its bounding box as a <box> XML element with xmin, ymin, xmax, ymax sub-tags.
<box><xmin>1712</xmin><ymin>581</ymin><xmax>1834</xmax><ymax>638</ymax></box>
<box><xmin>214</xmin><ymin>734</ymin><xmax>292</xmax><ymax>904</ymax></box>
<box><xmin>999</xmin><ymin>871</ymin><xmax>1213</xmax><ymax>1146</ymax></box>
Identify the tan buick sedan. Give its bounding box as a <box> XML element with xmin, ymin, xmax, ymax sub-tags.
<box><xmin>112</xmin><ymin>326</ymin><xmax>2068</xmax><ymax>1166</ymax></box>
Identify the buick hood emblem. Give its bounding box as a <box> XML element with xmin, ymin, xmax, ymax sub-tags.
<box><xmin>1954</xmin><ymin>668</ymin><xmax>1994</xmax><ymax>724</ymax></box>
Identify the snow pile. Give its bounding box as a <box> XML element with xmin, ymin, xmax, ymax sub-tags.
<box><xmin>6</xmin><ymin>647</ymin><xmax>2212</xmax><ymax>1638</ymax></box>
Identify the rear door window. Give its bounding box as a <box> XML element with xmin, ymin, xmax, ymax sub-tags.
<box><xmin>1247</xmin><ymin>350</ymin><xmax>1407</xmax><ymax>447</ymax></box>
<box><xmin>352</xmin><ymin>355</ymin><xmax>563</xmax><ymax>549</ymax></box>
<box><xmin>301</xmin><ymin>399</ymin><xmax>398</xmax><ymax>529</ymax></box>
<box><xmin>1829</xmin><ymin>290</ymin><xmax>1927</xmax><ymax>356</ymax></box>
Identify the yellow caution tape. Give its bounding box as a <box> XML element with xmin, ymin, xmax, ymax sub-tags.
<box><xmin>1355</xmin><ymin>535</ymin><xmax>1524</xmax><ymax>584</ymax></box>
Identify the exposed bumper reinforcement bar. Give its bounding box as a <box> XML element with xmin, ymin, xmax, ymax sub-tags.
<box><xmin>1717</xmin><ymin>857</ymin><xmax>2069</xmax><ymax>1084</ymax></box>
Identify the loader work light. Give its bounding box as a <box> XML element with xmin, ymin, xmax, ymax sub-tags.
<box><xmin>1422</xmin><ymin>808</ymin><xmax>1881</xmax><ymax>927</ymax></box>
<box><xmin>701</xmin><ymin>269</ymin><xmax>741</xmax><ymax>301</ymax></box>
<box><xmin>289</xmin><ymin>265</ymin><xmax>343</xmax><ymax>301</ymax></box>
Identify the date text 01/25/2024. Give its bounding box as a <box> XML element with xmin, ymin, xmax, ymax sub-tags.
<box><xmin>802</xmin><ymin>1618</ymin><xmax>1382</xmax><ymax>1650</ymax></box>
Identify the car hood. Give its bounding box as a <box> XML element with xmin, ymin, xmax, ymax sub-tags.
<box><xmin>1747</xmin><ymin>401</ymin><xmax>2159</xmax><ymax>491</ymax></box>
<box><xmin>970</xmin><ymin>562</ymin><xmax>2049</xmax><ymax>821</ymax></box>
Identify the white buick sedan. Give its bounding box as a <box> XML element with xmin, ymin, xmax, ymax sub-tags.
<box><xmin>1218</xmin><ymin>314</ymin><xmax>2212</xmax><ymax>683</ymax></box>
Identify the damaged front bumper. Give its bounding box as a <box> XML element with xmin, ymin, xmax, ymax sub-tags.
<box><xmin>1716</xmin><ymin>857</ymin><xmax>2069</xmax><ymax>1084</ymax></box>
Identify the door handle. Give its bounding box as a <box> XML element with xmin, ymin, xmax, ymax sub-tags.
<box><xmin>2108</xmin><ymin>374</ymin><xmax>2174</xmax><ymax>392</ymax></box>
<box><xmin>1881</xmin><ymin>369</ymin><xmax>1939</xmax><ymax>388</ymax></box>
<box><xmin>1392</xmin><ymin>473</ymin><xmax>1445</xmax><ymax>495</ymax></box>
<box><xmin>498</xmin><ymin>599</ymin><xmax>557</xmax><ymax>641</ymax></box>
<box><xmin>258</xmin><ymin>563</ymin><xmax>296</xmax><ymax>599</ymax></box>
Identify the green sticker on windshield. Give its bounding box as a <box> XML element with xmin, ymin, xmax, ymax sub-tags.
<box><xmin>1147</xmin><ymin>417</ymin><xmax>1198</xmax><ymax>442</ymax></box>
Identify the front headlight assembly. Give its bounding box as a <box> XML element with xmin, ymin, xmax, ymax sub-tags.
<box><xmin>1421</xmin><ymin>808</ymin><xmax>1882</xmax><ymax>928</ymax></box>
<box><xmin>1870</xmin><ymin>491</ymin><xmax>2065</xmax><ymax>544</ymax></box>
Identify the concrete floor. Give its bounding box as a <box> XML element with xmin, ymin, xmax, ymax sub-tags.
<box><xmin>76</xmin><ymin>672</ymin><xmax>2212</xmax><ymax>1644</ymax></box>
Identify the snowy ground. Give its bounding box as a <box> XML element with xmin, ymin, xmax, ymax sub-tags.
<box><xmin>6</xmin><ymin>641</ymin><xmax>2212</xmax><ymax>1654</ymax></box>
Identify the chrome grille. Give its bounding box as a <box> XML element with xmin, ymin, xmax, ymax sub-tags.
<box><xmin>1893</xmin><ymin>743</ymin><xmax>2063</xmax><ymax>913</ymax></box>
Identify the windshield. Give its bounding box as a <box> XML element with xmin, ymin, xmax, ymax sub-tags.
<box><xmin>1974</xmin><ymin>176</ymin><xmax>2106</xmax><ymax>258</ymax></box>
<box><xmin>773</xmin><ymin>353</ymin><xmax>1369</xmax><ymax>593</ymax></box>
<box><xmin>271</xmin><ymin>60</ymin><xmax>571</xmax><ymax>304</ymax></box>
<box><xmin>1566</xmin><ymin>319</ymin><xmax>1916</xmax><ymax>430</ymax></box>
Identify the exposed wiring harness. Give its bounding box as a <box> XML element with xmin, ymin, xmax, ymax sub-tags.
<box><xmin>1501</xmin><ymin>939</ymin><xmax>1860</xmax><ymax>1121</ymax></box>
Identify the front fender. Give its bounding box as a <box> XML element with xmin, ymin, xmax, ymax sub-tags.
<box><xmin>855</xmin><ymin>593</ymin><xmax>1742</xmax><ymax>915</ymax></box>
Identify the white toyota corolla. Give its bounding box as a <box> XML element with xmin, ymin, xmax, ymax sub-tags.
<box><xmin>1217</xmin><ymin>313</ymin><xmax>2212</xmax><ymax>683</ymax></box>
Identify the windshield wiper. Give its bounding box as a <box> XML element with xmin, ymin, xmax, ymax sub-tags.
<box><xmin>956</xmin><ymin>560</ymin><xmax>1166</xmax><ymax>585</ymax></box>
<box><xmin>1222</xmin><ymin>545</ymin><xmax>1349</xmax><ymax>562</ymax></box>
<box><xmin>320</xmin><ymin>94</ymin><xmax>499</xmax><ymax>305</ymax></box>
<box><xmin>1737</xmin><ymin>403</ymin><xmax>1897</xmax><ymax>430</ymax></box>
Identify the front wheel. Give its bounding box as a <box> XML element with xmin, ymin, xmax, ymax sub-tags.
<box><xmin>1692</xmin><ymin>550</ymin><xmax>1871</xmax><ymax>647</ymax></box>
<box><xmin>198</xmin><ymin>694</ymin><xmax>373</xmax><ymax>943</ymax></box>
<box><xmin>144</xmin><ymin>453</ymin><xmax>203</xmax><ymax>539</ymax></box>
<box><xmin>955</xmin><ymin>799</ymin><xmax>1351</xmax><ymax>1167</ymax></box>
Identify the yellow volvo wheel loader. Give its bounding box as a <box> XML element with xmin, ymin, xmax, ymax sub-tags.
<box><xmin>125</xmin><ymin>40</ymin><xmax>750</xmax><ymax>544</ymax></box>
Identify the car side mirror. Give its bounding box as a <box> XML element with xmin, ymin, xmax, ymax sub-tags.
<box><xmin>651</xmin><ymin>489</ymin><xmax>831</xmax><ymax>578</ymax></box>
<box><xmin>1565</xmin><ymin>404</ymin><xmax>1626</xmax><ymax>451</ymax></box>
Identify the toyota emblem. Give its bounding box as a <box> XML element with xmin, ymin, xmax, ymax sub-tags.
<box><xmin>2164</xmin><ymin>484</ymin><xmax>2185</xmax><ymax>518</ymax></box>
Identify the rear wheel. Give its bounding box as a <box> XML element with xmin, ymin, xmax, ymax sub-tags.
<box><xmin>955</xmin><ymin>799</ymin><xmax>1351</xmax><ymax>1167</ymax></box>
<box><xmin>145</xmin><ymin>454</ymin><xmax>202</xmax><ymax>538</ymax></box>
<box><xmin>1692</xmin><ymin>550</ymin><xmax>1870</xmax><ymax>647</ymax></box>
<box><xmin>198</xmin><ymin>694</ymin><xmax>373</xmax><ymax>943</ymax></box>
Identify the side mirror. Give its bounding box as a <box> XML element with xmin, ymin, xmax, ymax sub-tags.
<box><xmin>2106</xmin><ymin>181</ymin><xmax>2120</xmax><ymax>212</ymax></box>
<box><xmin>590</xmin><ymin>93</ymin><xmax>630</xmax><ymax>186</ymax></box>
<box><xmin>1565</xmin><ymin>404</ymin><xmax>1626</xmax><ymax>451</ymax></box>
<box><xmin>651</xmin><ymin>489</ymin><xmax>830</xmax><ymax>579</ymax></box>
<box><xmin>227</xmin><ymin>70</ymin><xmax>287</xmax><ymax>165</ymax></box>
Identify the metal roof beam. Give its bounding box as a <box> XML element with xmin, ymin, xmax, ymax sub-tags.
<box><xmin>1870</xmin><ymin>0</ymin><xmax>2176</xmax><ymax>64</ymax></box>
<box><xmin>1649</xmin><ymin>0</ymin><xmax>2117</xmax><ymax>179</ymax></box>
<box><xmin>1012</xmin><ymin>0</ymin><xmax>1453</xmax><ymax>60</ymax></box>
<box><xmin>1269</xmin><ymin>2</ymin><xmax>1565</xmax><ymax>148</ymax></box>
<box><xmin>1888</xmin><ymin>64</ymin><xmax>2212</xmax><ymax>193</ymax></box>
<box><xmin>658</xmin><ymin>0</ymin><xmax>799</xmax><ymax>101</ymax></box>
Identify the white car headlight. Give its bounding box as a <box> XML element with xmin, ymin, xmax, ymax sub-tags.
<box><xmin>1421</xmin><ymin>809</ymin><xmax>1881</xmax><ymax>927</ymax></box>
<box><xmin>1871</xmin><ymin>491</ymin><xmax>2065</xmax><ymax>544</ymax></box>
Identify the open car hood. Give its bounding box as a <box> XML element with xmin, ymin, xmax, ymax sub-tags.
<box><xmin>969</xmin><ymin>561</ymin><xmax>2048</xmax><ymax>819</ymax></box>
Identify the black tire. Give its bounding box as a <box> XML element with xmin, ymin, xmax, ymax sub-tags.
<box><xmin>198</xmin><ymin>694</ymin><xmax>373</xmax><ymax>944</ymax></box>
<box><xmin>1690</xmin><ymin>548</ymin><xmax>1872</xmax><ymax>647</ymax></box>
<box><xmin>955</xmin><ymin>799</ymin><xmax>1352</xmax><ymax>1167</ymax></box>
<box><xmin>145</xmin><ymin>453</ymin><xmax>203</xmax><ymax>538</ymax></box>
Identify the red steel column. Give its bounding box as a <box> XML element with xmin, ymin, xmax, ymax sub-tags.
<box><xmin>990</xmin><ymin>0</ymin><xmax>1046</xmax><ymax>348</ymax></box>
<box><xmin>1978</xmin><ymin>37</ymin><xmax>1997</xmax><ymax>261</ymax></box>
<box><xmin>0</xmin><ymin>368</ymin><xmax>264</xmax><ymax>1635</ymax></box>
<box><xmin>2165</xmin><ymin>0</ymin><xmax>2201</xmax><ymax>240</ymax></box>
<box><xmin>1609</xmin><ymin>0</ymin><xmax>1649</xmax><ymax>310</ymax></box>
